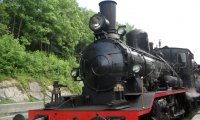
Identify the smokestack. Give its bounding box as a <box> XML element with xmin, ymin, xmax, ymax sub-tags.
<box><xmin>99</xmin><ymin>0</ymin><xmax>117</xmax><ymax>33</ymax></box>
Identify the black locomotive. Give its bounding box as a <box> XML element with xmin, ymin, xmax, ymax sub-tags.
<box><xmin>26</xmin><ymin>1</ymin><xmax>199</xmax><ymax>120</ymax></box>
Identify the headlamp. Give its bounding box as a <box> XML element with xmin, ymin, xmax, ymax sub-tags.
<box><xmin>71</xmin><ymin>68</ymin><xmax>79</xmax><ymax>78</ymax></box>
<box><xmin>132</xmin><ymin>64</ymin><xmax>141</xmax><ymax>73</ymax></box>
<box><xmin>89</xmin><ymin>13</ymin><xmax>109</xmax><ymax>31</ymax></box>
<box><xmin>117</xmin><ymin>25</ymin><xmax>126</xmax><ymax>36</ymax></box>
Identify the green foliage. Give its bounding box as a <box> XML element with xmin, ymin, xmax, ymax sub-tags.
<box><xmin>75</xmin><ymin>8</ymin><xmax>95</xmax><ymax>55</ymax></box>
<box><xmin>0</xmin><ymin>34</ymin><xmax>81</xmax><ymax>93</ymax></box>
<box><xmin>0</xmin><ymin>2</ymin><xmax>9</xmax><ymax>35</ymax></box>
<box><xmin>0</xmin><ymin>34</ymin><xmax>25</xmax><ymax>75</ymax></box>
<box><xmin>0</xmin><ymin>0</ymin><xmax>94</xmax><ymax>94</ymax></box>
<box><xmin>27</xmin><ymin>96</ymin><xmax>37</xmax><ymax>102</ymax></box>
<box><xmin>0</xmin><ymin>75</ymin><xmax>10</xmax><ymax>82</ymax></box>
<box><xmin>2</xmin><ymin>0</ymin><xmax>93</xmax><ymax>58</ymax></box>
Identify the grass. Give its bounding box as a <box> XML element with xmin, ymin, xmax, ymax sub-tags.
<box><xmin>27</xmin><ymin>96</ymin><xmax>38</xmax><ymax>102</ymax></box>
<box><xmin>0</xmin><ymin>75</ymin><xmax>12</xmax><ymax>82</ymax></box>
<box><xmin>0</xmin><ymin>100</ymin><xmax>16</xmax><ymax>104</ymax></box>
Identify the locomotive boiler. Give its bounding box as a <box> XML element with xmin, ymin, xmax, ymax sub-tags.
<box><xmin>25</xmin><ymin>1</ymin><xmax>199</xmax><ymax>120</ymax></box>
<box><xmin>79</xmin><ymin>28</ymin><xmax>183</xmax><ymax>104</ymax></box>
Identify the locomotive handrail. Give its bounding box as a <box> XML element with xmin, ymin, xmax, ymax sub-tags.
<box><xmin>155</xmin><ymin>54</ymin><xmax>180</xmax><ymax>78</ymax></box>
<box><xmin>123</xmin><ymin>43</ymin><xmax>161</xmax><ymax>61</ymax></box>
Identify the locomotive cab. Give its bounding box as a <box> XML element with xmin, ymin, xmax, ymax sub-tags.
<box><xmin>156</xmin><ymin>47</ymin><xmax>195</xmax><ymax>88</ymax></box>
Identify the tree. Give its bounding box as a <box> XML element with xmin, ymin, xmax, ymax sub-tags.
<box><xmin>2</xmin><ymin>0</ymin><xmax>86</xmax><ymax>58</ymax></box>
<box><xmin>125</xmin><ymin>23</ymin><xmax>134</xmax><ymax>32</ymax></box>
<box><xmin>2</xmin><ymin>0</ymin><xmax>134</xmax><ymax>59</ymax></box>
<box><xmin>0</xmin><ymin>2</ymin><xmax>9</xmax><ymax>35</ymax></box>
<box><xmin>75</xmin><ymin>8</ymin><xmax>95</xmax><ymax>56</ymax></box>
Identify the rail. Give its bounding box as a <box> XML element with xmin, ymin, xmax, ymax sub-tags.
<box><xmin>0</xmin><ymin>102</ymin><xmax>44</xmax><ymax>120</ymax></box>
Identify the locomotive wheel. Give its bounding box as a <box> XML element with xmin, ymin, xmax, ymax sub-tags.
<box><xmin>150</xmin><ymin>101</ymin><xmax>170</xmax><ymax>120</ymax></box>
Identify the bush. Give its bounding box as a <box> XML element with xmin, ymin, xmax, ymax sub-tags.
<box><xmin>0</xmin><ymin>34</ymin><xmax>81</xmax><ymax>93</ymax></box>
<box><xmin>0</xmin><ymin>34</ymin><xmax>26</xmax><ymax>75</ymax></box>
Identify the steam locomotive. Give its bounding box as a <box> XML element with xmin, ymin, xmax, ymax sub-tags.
<box><xmin>21</xmin><ymin>1</ymin><xmax>200</xmax><ymax>120</ymax></box>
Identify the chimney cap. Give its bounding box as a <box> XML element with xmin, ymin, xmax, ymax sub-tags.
<box><xmin>99</xmin><ymin>0</ymin><xmax>117</xmax><ymax>5</ymax></box>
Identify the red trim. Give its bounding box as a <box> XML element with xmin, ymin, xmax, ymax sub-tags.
<box><xmin>28</xmin><ymin>89</ymin><xmax>189</xmax><ymax>120</ymax></box>
<box><xmin>138</xmin><ymin>89</ymin><xmax>189</xmax><ymax>116</ymax></box>
<box><xmin>29</xmin><ymin>110</ymin><xmax>138</xmax><ymax>120</ymax></box>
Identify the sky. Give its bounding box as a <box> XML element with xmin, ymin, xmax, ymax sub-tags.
<box><xmin>77</xmin><ymin>0</ymin><xmax>200</xmax><ymax>63</ymax></box>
